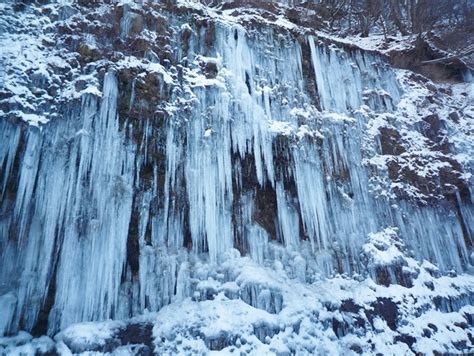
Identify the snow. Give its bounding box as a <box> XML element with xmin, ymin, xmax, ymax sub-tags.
<box><xmin>322</xmin><ymin>112</ymin><xmax>356</xmax><ymax>123</ymax></box>
<box><xmin>0</xmin><ymin>1</ymin><xmax>473</xmax><ymax>355</ymax></box>
<box><xmin>146</xmin><ymin>252</ymin><xmax>474</xmax><ymax>355</ymax></box>
<box><xmin>273</xmin><ymin>17</ymin><xmax>297</xmax><ymax>30</ymax></box>
<box><xmin>363</xmin><ymin>228</ymin><xmax>405</xmax><ymax>267</ymax></box>
<box><xmin>184</xmin><ymin>66</ymin><xmax>225</xmax><ymax>88</ymax></box>
<box><xmin>15</xmin><ymin>112</ymin><xmax>48</xmax><ymax>127</ymax></box>
<box><xmin>296</xmin><ymin>124</ymin><xmax>321</xmax><ymax>140</ymax></box>
<box><xmin>80</xmin><ymin>85</ymin><xmax>102</xmax><ymax>97</ymax></box>
<box><xmin>204</xmin><ymin>128</ymin><xmax>213</xmax><ymax>137</ymax></box>
<box><xmin>180</xmin><ymin>23</ymin><xmax>193</xmax><ymax>32</ymax></box>
<box><xmin>55</xmin><ymin>320</ymin><xmax>124</xmax><ymax>352</ymax></box>
<box><xmin>334</xmin><ymin>33</ymin><xmax>415</xmax><ymax>55</ymax></box>
<box><xmin>117</xmin><ymin>57</ymin><xmax>174</xmax><ymax>85</ymax></box>
<box><xmin>268</xmin><ymin>120</ymin><xmax>294</xmax><ymax>136</ymax></box>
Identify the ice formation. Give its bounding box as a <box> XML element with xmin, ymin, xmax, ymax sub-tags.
<box><xmin>0</xmin><ymin>0</ymin><xmax>473</xmax><ymax>354</ymax></box>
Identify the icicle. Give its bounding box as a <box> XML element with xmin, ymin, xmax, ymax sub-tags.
<box><xmin>276</xmin><ymin>182</ymin><xmax>300</xmax><ymax>249</ymax></box>
<box><xmin>308</xmin><ymin>35</ymin><xmax>401</xmax><ymax>113</ymax></box>
<box><xmin>292</xmin><ymin>146</ymin><xmax>330</xmax><ymax>252</ymax></box>
<box><xmin>0</xmin><ymin>124</ymin><xmax>21</xmax><ymax>200</ymax></box>
<box><xmin>1</xmin><ymin>12</ymin><xmax>471</xmax><ymax>340</ymax></box>
<box><xmin>32</xmin><ymin>71</ymin><xmax>136</xmax><ymax>332</ymax></box>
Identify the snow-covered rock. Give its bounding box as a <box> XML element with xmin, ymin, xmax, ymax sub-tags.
<box><xmin>0</xmin><ymin>0</ymin><xmax>473</xmax><ymax>354</ymax></box>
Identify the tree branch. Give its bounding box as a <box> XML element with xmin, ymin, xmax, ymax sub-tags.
<box><xmin>421</xmin><ymin>47</ymin><xmax>474</xmax><ymax>64</ymax></box>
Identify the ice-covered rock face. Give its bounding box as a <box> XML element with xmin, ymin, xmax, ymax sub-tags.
<box><xmin>0</xmin><ymin>0</ymin><xmax>473</xmax><ymax>354</ymax></box>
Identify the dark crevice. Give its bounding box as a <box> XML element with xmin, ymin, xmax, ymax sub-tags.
<box><xmin>245</xmin><ymin>71</ymin><xmax>252</xmax><ymax>95</ymax></box>
<box><xmin>31</xmin><ymin>241</ymin><xmax>60</xmax><ymax>337</ymax></box>
<box><xmin>300</xmin><ymin>38</ymin><xmax>320</xmax><ymax>109</ymax></box>
<box><xmin>125</xmin><ymin>197</ymin><xmax>140</xmax><ymax>278</ymax></box>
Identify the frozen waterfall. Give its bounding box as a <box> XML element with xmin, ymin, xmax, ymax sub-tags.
<box><xmin>0</xmin><ymin>18</ymin><xmax>472</xmax><ymax>337</ymax></box>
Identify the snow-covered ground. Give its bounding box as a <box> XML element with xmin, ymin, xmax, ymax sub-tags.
<box><xmin>2</xmin><ymin>242</ymin><xmax>474</xmax><ymax>354</ymax></box>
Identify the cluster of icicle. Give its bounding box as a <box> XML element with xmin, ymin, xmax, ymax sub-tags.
<box><xmin>0</xmin><ymin>21</ymin><xmax>472</xmax><ymax>336</ymax></box>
